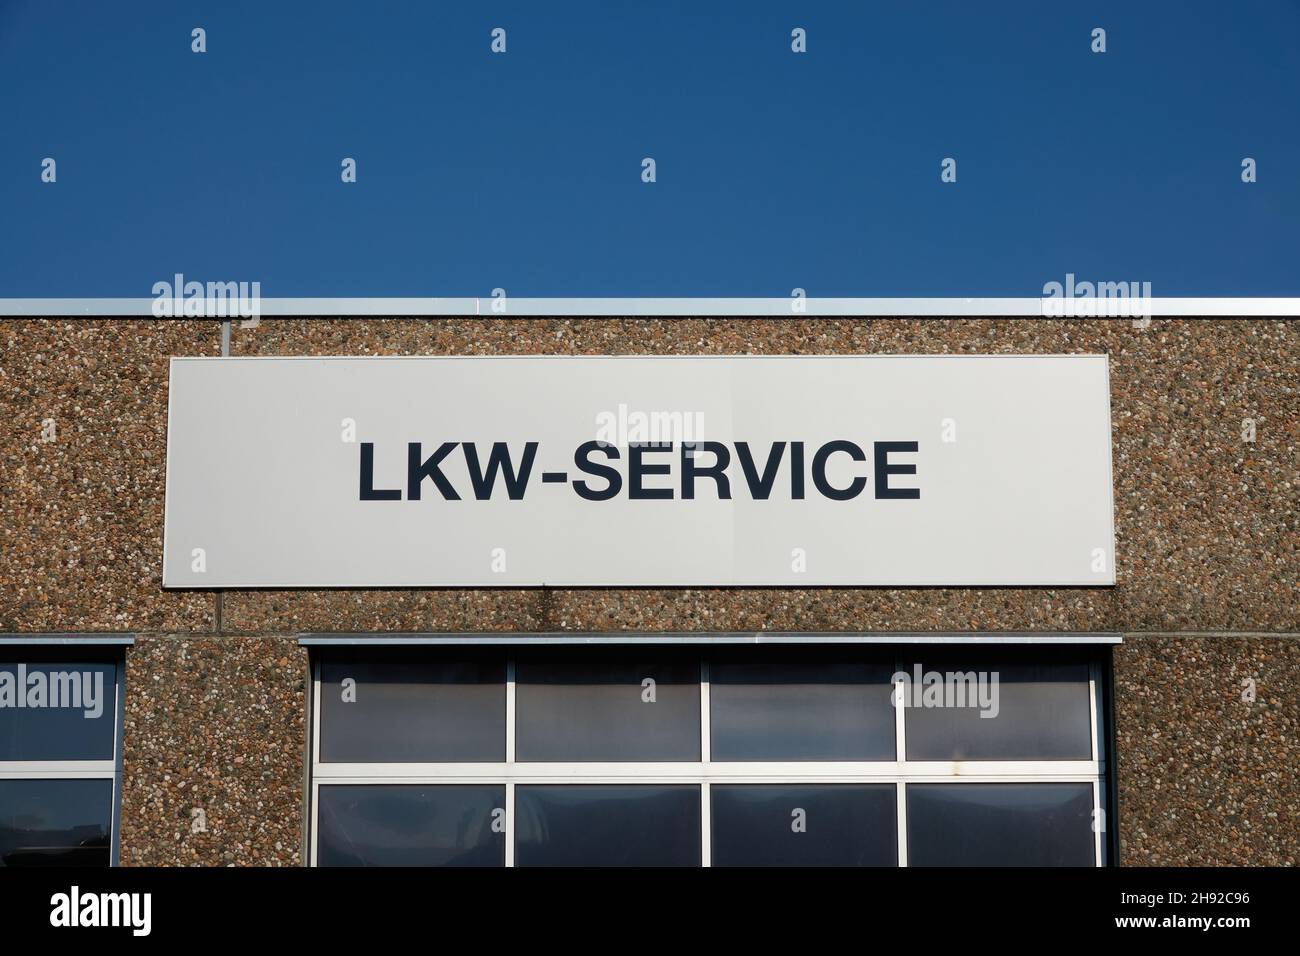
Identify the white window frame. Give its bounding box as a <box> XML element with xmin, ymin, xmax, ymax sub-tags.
<box><xmin>0</xmin><ymin>653</ymin><xmax>126</xmax><ymax>867</ymax></box>
<box><xmin>308</xmin><ymin>652</ymin><xmax>1108</xmax><ymax>867</ymax></box>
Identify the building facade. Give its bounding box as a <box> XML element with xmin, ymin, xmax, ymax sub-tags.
<box><xmin>1</xmin><ymin>317</ymin><xmax>1295</xmax><ymax>866</ymax></box>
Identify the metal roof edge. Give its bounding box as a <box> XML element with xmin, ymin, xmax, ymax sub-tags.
<box><xmin>298</xmin><ymin>631</ymin><xmax>1124</xmax><ymax>646</ymax></box>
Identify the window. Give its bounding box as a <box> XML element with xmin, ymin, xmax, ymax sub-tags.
<box><xmin>318</xmin><ymin>651</ymin><xmax>504</xmax><ymax>762</ymax></box>
<box><xmin>906</xmin><ymin>782</ymin><xmax>1095</xmax><ymax>867</ymax></box>
<box><xmin>514</xmin><ymin>649</ymin><xmax>699</xmax><ymax>761</ymax></box>
<box><xmin>317</xmin><ymin>785</ymin><xmax>504</xmax><ymax>867</ymax></box>
<box><xmin>709</xmin><ymin>650</ymin><xmax>895</xmax><ymax>760</ymax></box>
<box><xmin>711</xmin><ymin>784</ymin><xmax>896</xmax><ymax>866</ymax></box>
<box><xmin>515</xmin><ymin>785</ymin><xmax>700</xmax><ymax>867</ymax></box>
<box><xmin>309</xmin><ymin>644</ymin><xmax>1110</xmax><ymax>866</ymax></box>
<box><xmin>0</xmin><ymin>652</ymin><xmax>124</xmax><ymax>867</ymax></box>
<box><xmin>902</xmin><ymin>654</ymin><xmax>1093</xmax><ymax>760</ymax></box>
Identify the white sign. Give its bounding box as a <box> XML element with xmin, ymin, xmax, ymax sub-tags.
<box><xmin>162</xmin><ymin>355</ymin><xmax>1115</xmax><ymax>587</ymax></box>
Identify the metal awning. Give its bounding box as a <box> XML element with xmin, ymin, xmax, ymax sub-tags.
<box><xmin>299</xmin><ymin>631</ymin><xmax>1122</xmax><ymax>646</ymax></box>
<box><xmin>0</xmin><ymin>633</ymin><xmax>135</xmax><ymax>645</ymax></box>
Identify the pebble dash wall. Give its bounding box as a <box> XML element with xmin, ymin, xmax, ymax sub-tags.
<box><xmin>1</xmin><ymin>318</ymin><xmax>1294</xmax><ymax>865</ymax></box>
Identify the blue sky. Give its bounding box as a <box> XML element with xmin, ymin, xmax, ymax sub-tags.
<box><xmin>2</xmin><ymin>0</ymin><xmax>1297</xmax><ymax>297</ymax></box>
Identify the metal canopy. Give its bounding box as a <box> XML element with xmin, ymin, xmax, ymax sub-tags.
<box><xmin>0</xmin><ymin>633</ymin><xmax>135</xmax><ymax>646</ymax></box>
<box><xmin>299</xmin><ymin>631</ymin><xmax>1123</xmax><ymax>646</ymax></box>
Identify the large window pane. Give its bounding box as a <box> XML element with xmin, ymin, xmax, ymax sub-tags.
<box><xmin>0</xmin><ymin>779</ymin><xmax>112</xmax><ymax>867</ymax></box>
<box><xmin>515</xmin><ymin>651</ymin><xmax>699</xmax><ymax>761</ymax></box>
<box><xmin>710</xmin><ymin>650</ymin><xmax>895</xmax><ymax>760</ymax></box>
<box><xmin>319</xmin><ymin>652</ymin><xmax>505</xmax><ymax>762</ymax></box>
<box><xmin>902</xmin><ymin>656</ymin><xmax>1093</xmax><ymax>760</ymax></box>
<box><xmin>0</xmin><ymin>662</ymin><xmax>117</xmax><ymax>761</ymax></box>
<box><xmin>712</xmin><ymin>784</ymin><xmax>896</xmax><ymax>866</ymax></box>
<box><xmin>906</xmin><ymin>783</ymin><xmax>1095</xmax><ymax>866</ymax></box>
<box><xmin>307</xmin><ymin>646</ymin><xmax>1110</xmax><ymax>869</ymax></box>
<box><xmin>515</xmin><ymin>785</ymin><xmax>700</xmax><ymax>866</ymax></box>
<box><xmin>316</xmin><ymin>785</ymin><xmax>505</xmax><ymax>866</ymax></box>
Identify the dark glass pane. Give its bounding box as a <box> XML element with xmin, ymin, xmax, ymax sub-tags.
<box><xmin>515</xmin><ymin>785</ymin><xmax>700</xmax><ymax>866</ymax></box>
<box><xmin>710</xmin><ymin>650</ymin><xmax>895</xmax><ymax>760</ymax></box>
<box><xmin>319</xmin><ymin>652</ymin><xmax>505</xmax><ymax>762</ymax></box>
<box><xmin>515</xmin><ymin>651</ymin><xmax>699</xmax><ymax>761</ymax></box>
<box><xmin>0</xmin><ymin>779</ymin><xmax>112</xmax><ymax>867</ymax></box>
<box><xmin>316</xmin><ymin>785</ymin><xmax>505</xmax><ymax>866</ymax></box>
<box><xmin>0</xmin><ymin>662</ymin><xmax>117</xmax><ymax>761</ymax></box>
<box><xmin>902</xmin><ymin>656</ymin><xmax>1093</xmax><ymax>760</ymax></box>
<box><xmin>906</xmin><ymin>783</ymin><xmax>1095</xmax><ymax>866</ymax></box>
<box><xmin>712</xmin><ymin>784</ymin><xmax>896</xmax><ymax>866</ymax></box>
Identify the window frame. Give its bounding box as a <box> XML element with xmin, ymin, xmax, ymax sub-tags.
<box><xmin>307</xmin><ymin>646</ymin><xmax>1110</xmax><ymax>867</ymax></box>
<box><xmin>0</xmin><ymin>646</ymin><xmax>127</xmax><ymax>867</ymax></box>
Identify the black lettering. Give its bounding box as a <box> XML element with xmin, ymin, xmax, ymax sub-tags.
<box><xmin>462</xmin><ymin>441</ymin><xmax>537</xmax><ymax>500</ymax></box>
<box><xmin>790</xmin><ymin>441</ymin><xmax>805</xmax><ymax>499</ymax></box>
<box><xmin>681</xmin><ymin>442</ymin><xmax>731</xmax><ymax>500</ymax></box>
<box><xmin>359</xmin><ymin>443</ymin><xmax>401</xmax><ymax>500</ymax></box>
<box><xmin>629</xmin><ymin>443</ymin><xmax>674</xmax><ymax>500</ymax></box>
<box><xmin>874</xmin><ymin>441</ymin><xmax>920</xmax><ymax>499</ymax></box>
<box><xmin>734</xmin><ymin>441</ymin><xmax>785</xmax><ymax>499</ymax></box>
<box><xmin>407</xmin><ymin>441</ymin><xmax>461</xmax><ymax>500</ymax></box>
<box><xmin>573</xmin><ymin>441</ymin><xmax>622</xmax><ymax>501</ymax></box>
<box><xmin>812</xmin><ymin>440</ymin><xmax>867</xmax><ymax>500</ymax></box>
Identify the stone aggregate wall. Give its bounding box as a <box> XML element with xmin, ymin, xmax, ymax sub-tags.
<box><xmin>1</xmin><ymin>317</ymin><xmax>1294</xmax><ymax>865</ymax></box>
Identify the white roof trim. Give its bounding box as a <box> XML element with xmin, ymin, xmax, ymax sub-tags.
<box><xmin>0</xmin><ymin>297</ymin><xmax>1296</xmax><ymax>317</ymax></box>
